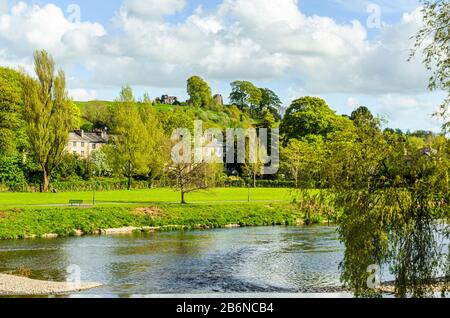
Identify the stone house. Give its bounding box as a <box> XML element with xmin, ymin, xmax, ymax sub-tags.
<box><xmin>67</xmin><ymin>129</ymin><xmax>108</xmax><ymax>159</ymax></box>
<box><xmin>159</xmin><ymin>95</ymin><xmax>178</xmax><ymax>105</ymax></box>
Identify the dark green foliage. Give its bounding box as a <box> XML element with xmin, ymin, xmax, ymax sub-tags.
<box><xmin>0</xmin><ymin>155</ymin><xmax>27</xmax><ymax>188</ymax></box>
<box><xmin>350</xmin><ymin>106</ymin><xmax>379</xmax><ymax>129</ymax></box>
<box><xmin>229</xmin><ymin>80</ymin><xmax>262</xmax><ymax>111</ymax></box>
<box><xmin>280</xmin><ymin>97</ymin><xmax>350</xmax><ymax>144</ymax></box>
<box><xmin>0</xmin><ymin>67</ymin><xmax>27</xmax><ymax>155</ymax></box>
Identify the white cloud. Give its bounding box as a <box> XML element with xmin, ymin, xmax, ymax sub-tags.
<box><xmin>0</xmin><ymin>1</ymin><xmax>427</xmax><ymax>92</ymax></box>
<box><xmin>346</xmin><ymin>97</ymin><xmax>360</xmax><ymax>109</ymax></box>
<box><xmin>377</xmin><ymin>93</ymin><xmax>442</xmax><ymax>130</ymax></box>
<box><xmin>331</xmin><ymin>0</ymin><xmax>420</xmax><ymax>14</ymax></box>
<box><xmin>304</xmin><ymin>7</ymin><xmax>430</xmax><ymax>94</ymax></box>
<box><xmin>0</xmin><ymin>0</ymin><xmax>439</xmax><ymax>122</ymax></box>
<box><xmin>69</xmin><ymin>88</ymin><xmax>97</xmax><ymax>101</ymax></box>
<box><xmin>121</xmin><ymin>0</ymin><xmax>185</xmax><ymax>19</ymax></box>
<box><xmin>0</xmin><ymin>2</ymin><xmax>106</xmax><ymax>69</ymax></box>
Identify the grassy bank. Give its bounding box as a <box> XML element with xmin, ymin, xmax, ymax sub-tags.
<box><xmin>0</xmin><ymin>188</ymin><xmax>293</xmax><ymax>208</ymax></box>
<box><xmin>0</xmin><ymin>202</ymin><xmax>333</xmax><ymax>240</ymax></box>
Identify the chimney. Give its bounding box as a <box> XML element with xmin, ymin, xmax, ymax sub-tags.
<box><xmin>81</xmin><ymin>129</ymin><xmax>84</xmax><ymax>138</ymax></box>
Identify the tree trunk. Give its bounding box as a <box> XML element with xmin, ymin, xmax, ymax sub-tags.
<box><xmin>253</xmin><ymin>171</ymin><xmax>256</xmax><ymax>188</ymax></box>
<box><xmin>127</xmin><ymin>162</ymin><xmax>132</xmax><ymax>190</ymax></box>
<box><xmin>40</xmin><ymin>168</ymin><xmax>49</xmax><ymax>193</ymax></box>
<box><xmin>181</xmin><ymin>191</ymin><xmax>186</xmax><ymax>204</ymax></box>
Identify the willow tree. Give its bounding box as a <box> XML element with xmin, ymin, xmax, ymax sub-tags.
<box><xmin>410</xmin><ymin>0</ymin><xmax>450</xmax><ymax>128</ymax></box>
<box><xmin>22</xmin><ymin>50</ymin><xmax>73</xmax><ymax>192</ymax></box>
<box><xmin>327</xmin><ymin>117</ymin><xmax>450</xmax><ymax>297</ymax></box>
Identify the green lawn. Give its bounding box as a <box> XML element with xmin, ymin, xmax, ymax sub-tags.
<box><xmin>0</xmin><ymin>188</ymin><xmax>294</xmax><ymax>208</ymax></box>
<box><xmin>0</xmin><ymin>203</ymin><xmax>309</xmax><ymax>240</ymax></box>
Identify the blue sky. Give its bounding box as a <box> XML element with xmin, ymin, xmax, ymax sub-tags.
<box><xmin>0</xmin><ymin>0</ymin><xmax>445</xmax><ymax>132</ymax></box>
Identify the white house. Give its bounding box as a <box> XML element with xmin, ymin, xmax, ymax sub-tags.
<box><xmin>67</xmin><ymin>129</ymin><xmax>108</xmax><ymax>159</ymax></box>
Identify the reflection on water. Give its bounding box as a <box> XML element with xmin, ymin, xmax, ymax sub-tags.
<box><xmin>0</xmin><ymin>226</ymin><xmax>344</xmax><ymax>296</ymax></box>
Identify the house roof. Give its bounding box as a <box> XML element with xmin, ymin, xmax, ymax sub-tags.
<box><xmin>69</xmin><ymin>132</ymin><xmax>108</xmax><ymax>143</ymax></box>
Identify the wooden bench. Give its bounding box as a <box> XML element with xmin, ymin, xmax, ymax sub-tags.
<box><xmin>69</xmin><ymin>200</ymin><xmax>84</xmax><ymax>206</ymax></box>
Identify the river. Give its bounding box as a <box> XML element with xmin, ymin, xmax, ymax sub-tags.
<box><xmin>0</xmin><ymin>226</ymin><xmax>351</xmax><ymax>296</ymax></box>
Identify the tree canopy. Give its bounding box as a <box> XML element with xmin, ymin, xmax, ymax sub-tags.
<box><xmin>229</xmin><ymin>80</ymin><xmax>262</xmax><ymax>111</ymax></box>
<box><xmin>280</xmin><ymin>96</ymin><xmax>346</xmax><ymax>144</ymax></box>
<box><xmin>0</xmin><ymin>67</ymin><xmax>27</xmax><ymax>155</ymax></box>
<box><xmin>22</xmin><ymin>50</ymin><xmax>74</xmax><ymax>192</ymax></box>
<box><xmin>187</xmin><ymin>76</ymin><xmax>213</xmax><ymax>109</ymax></box>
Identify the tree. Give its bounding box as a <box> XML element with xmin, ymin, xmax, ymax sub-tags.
<box><xmin>109</xmin><ymin>86</ymin><xmax>150</xmax><ymax>190</ymax></box>
<box><xmin>139</xmin><ymin>98</ymin><xmax>170</xmax><ymax>187</ymax></box>
<box><xmin>242</xmin><ymin>135</ymin><xmax>268</xmax><ymax>188</ymax></box>
<box><xmin>71</xmin><ymin>102</ymin><xmax>82</xmax><ymax>129</ymax></box>
<box><xmin>258</xmin><ymin>108</ymin><xmax>278</xmax><ymax>129</ymax></box>
<box><xmin>259</xmin><ymin>88</ymin><xmax>282</xmax><ymax>119</ymax></box>
<box><xmin>229</xmin><ymin>80</ymin><xmax>262</xmax><ymax>112</ymax></box>
<box><xmin>280</xmin><ymin>97</ymin><xmax>340</xmax><ymax>144</ymax></box>
<box><xmin>325</xmin><ymin>113</ymin><xmax>450</xmax><ymax>297</ymax></box>
<box><xmin>159</xmin><ymin>107</ymin><xmax>195</xmax><ymax>136</ymax></box>
<box><xmin>168</xmin><ymin>129</ymin><xmax>221</xmax><ymax>203</ymax></box>
<box><xmin>187</xmin><ymin>76</ymin><xmax>212</xmax><ymax>109</ymax></box>
<box><xmin>91</xmin><ymin>149</ymin><xmax>112</xmax><ymax>177</ymax></box>
<box><xmin>411</xmin><ymin>0</ymin><xmax>449</xmax><ymax>128</ymax></box>
<box><xmin>0</xmin><ymin>154</ymin><xmax>27</xmax><ymax>189</ymax></box>
<box><xmin>350</xmin><ymin>106</ymin><xmax>378</xmax><ymax>129</ymax></box>
<box><xmin>169</xmin><ymin>161</ymin><xmax>215</xmax><ymax>204</ymax></box>
<box><xmin>282</xmin><ymin>136</ymin><xmax>325</xmax><ymax>188</ymax></box>
<box><xmin>0</xmin><ymin>67</ymin><xmax>27</xmax><ymax>155</ymax></box>
<box><xmin>143</xmin><ymin>92</ymin><xmax>153</xmax><ymax>105</ymax></box>
<box><xmin>22</xmin><ymin>50</ymin><xmax>74</xmax><ymax>192</ymax></box>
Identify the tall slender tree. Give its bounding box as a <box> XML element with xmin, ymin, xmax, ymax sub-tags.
<box><xmin>22</xmin><ymin>50</ymin><xmax>73</xmax><ymax>192</ymax></box>
<box><xmin>109</xmin><ymin>86</ymin><xmax>149</xmax><ymax>190</ymax></box>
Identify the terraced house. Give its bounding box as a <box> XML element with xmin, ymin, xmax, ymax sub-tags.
<box><xmin>67</xmin><ymin>129</ymin><xmax>109</xmax><ymax>158</ymax></box>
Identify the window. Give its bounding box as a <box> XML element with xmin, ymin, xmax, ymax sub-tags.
<box><xmin>81</xmin><ymin>142</ymin><xmax>85</xmax><ymax>147</ymax></box>
<box><xmin>73</xmin><ymin>142</ymin><xmax>77</xmax><ymax>147</ymax></box>
<box><xmin>92</xmin><ymin>143</ymin><xmax>97</xmax><ymax>150</ymax></box>
<box><xmin>81</xmin><ymin>151</ymin><xmax>85</xmax><ymax>157</ymax></box>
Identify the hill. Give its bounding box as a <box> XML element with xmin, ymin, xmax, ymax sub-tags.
<box><xmin>74</xmin><ymin>100</ymin><xmax>259</xmax><ymax>133</ymax></box>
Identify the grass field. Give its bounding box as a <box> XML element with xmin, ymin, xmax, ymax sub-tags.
<box><xmin>0</xmin><ymin>188</ymin><xmax>294</xmax><ymax>208</ymax></box>
<box><xmin>0</xmin><ymin>203</ymin><xmax>309</xmax><ymax>240</ymax></box>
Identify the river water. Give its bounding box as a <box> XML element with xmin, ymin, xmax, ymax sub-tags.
<box><xmin>0</xmin><ymin>226</ymin><xmax>349</xmax><ymax>296</ymax></box>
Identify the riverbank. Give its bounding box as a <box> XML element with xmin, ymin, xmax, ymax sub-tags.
<box><xmin>0</xmin><ymin>274</ymin><xmax>101</xmax><ymax>296</ymax></box>
<box><xmin>0</xmin><ymin>188</ymin><xmax>293</xmax><ymax>208</ymax></box>
<box><xmin>0</xmin><ymin>203</ymin><xmax>333</xmax><ymax>240</ymax></box>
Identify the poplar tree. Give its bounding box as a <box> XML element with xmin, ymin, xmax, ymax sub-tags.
<box><xmin>22</xmin><ymin>50</ymin><xmax>73</xmax><ymax>192</ymax></box>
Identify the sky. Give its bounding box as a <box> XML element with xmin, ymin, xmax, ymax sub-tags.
<box><xmin>0</xmin><ymin>0</ymin><xmax>446</xmax><ymax>132</ymax></box>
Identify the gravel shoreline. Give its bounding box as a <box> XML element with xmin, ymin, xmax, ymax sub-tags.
<box><xmin>0</xmin><ymin>274</ymin><xmax>102</xmax><ymax>296</ymax></box>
